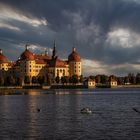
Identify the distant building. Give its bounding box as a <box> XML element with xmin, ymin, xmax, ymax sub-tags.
<box><xmin>0</xmin><ymin>42</ymin><xmax>82</xmax><ymax>85</ymax></box>
<box><xmin>84</xmin><ymin>78</ymin><xmax>96</xmax><ymax>88</ymax></box>
<box><xmin>108</xmin><ymin>78</ymin><xmax>118</xmax><ymax>87</ymax></box>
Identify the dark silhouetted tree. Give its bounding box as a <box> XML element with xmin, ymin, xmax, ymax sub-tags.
<box><xmin>24</xmin><ymin>76</ymin><xmax>30</xmax><ymax>84</ymax></box>
<box><xmin>55</xmin><ymin>76</ymin><xmax>60</xmax><ymax>84</ymax></box>
<box><xmin>6</xmin><ymin>76</ymin><xmax>16</xmax><ymax>86</ymax></box>
<box><xmin>46</xmin><ymin>74</ymin><xmax>51</xmax><ymax>85</ymax></box>
<box><xmin>38</xmin><ymin>76</ymin><xmax>45</xmax><ymax>85</ymax></box>
<box><xmin>32</xmin><ymin>76</ymin><xmax>37</xmax><ymax>84</ymax></box>
<box><xmin>0</xmin><ymin>77</ymin><xmax>4</xmax><ymax>86</ymax></box>
<box><xmin>61</xmin><ymin>76</ymin><xmax>69</xmax><ymax>85</ymax></box>
<box><xmin>79</xmin><ymin>75</ymin><xmax>84</xmax><ymax>83</ymax></box>
<box><xmin>71</xmin><ymin>75</ymin><xmax>79</xmax><ymax>85</ymax></box>
<box><xmin>136</xmin><ymin>73</ymin><xmax>140</xmax><ymax>84</ymax></box>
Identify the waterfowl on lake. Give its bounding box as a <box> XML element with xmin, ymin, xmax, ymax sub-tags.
<box><xmin>81</xmin><ymin>107</ymin><xmax>92</xmax><ymax>114</ymax></box>
<box><xmin>37</xmin><ymin>108</ymin><xmax>41</xmax><ymax>112</ymax></box>
<box><xmin>132</xmin><ymin>108</ymin><xmax>140</xmax><ymax>113</ymax></box>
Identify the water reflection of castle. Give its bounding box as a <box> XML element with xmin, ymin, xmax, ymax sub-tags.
<box><xmin>0</xmin><ymin>42</ymin><xmax>82</xmax><ymax>85</ymax></box>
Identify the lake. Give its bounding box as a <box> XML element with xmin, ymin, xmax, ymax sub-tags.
<box><xmin>0</xmin><ymin>88</ymin><xmax>140</xmax><ymax>140</ymax></box>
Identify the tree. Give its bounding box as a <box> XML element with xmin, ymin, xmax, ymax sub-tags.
<box><xmin>32</xmin><ymin>76</ymin><xmax>37</xmax><ymax>84</ymax></box>
<box><xmin>24</xmin><ymin>76</ymin><xmax>30</xmax><ymax>84</ymax></box>
<box><xmin>71</xmin><ymin>75</ymin><xmax>79</xmax><ymax>85</ymax></box>
<box><xmin>117</xmin><ymin>77</ymin><xmax>124</xmax><ymax>85</ymax></box>
<box><xmin>55</xmin><ymin>76</ymin><xmax>60</xmax><ymax>84</ymax></box>
<box><xmin>89</xmin><ymin>75</ymin><xmax>95</xmax><ymax>80</ymax></box>
<box><xmin>69</xmin><ymin>76</ymin><xmax>72</xmax><ymax>84</ymax></box>
<box><xmin>61</xmin><ymin>76</ymin><xmax>69</xmax><ymax>85</ymax></box>
<box><xmin>79</xmin><ymin>75</ymin><xmax>84</xmax><ymax>83</ymax></box>
<box><xmin>15</xmin><ymin>77</ymin><xmax>21</xmax><ymax>86</ymax></box>
<box><xmin>38</xmin><ymin>76</ymin><xmax>45</xmax><ymax>85</ymax></box>
<box><xmin>100</xmin><ymin>75</ymin><xmax>108</xmax><ymax>84</ymax></box>
<box><xmin>0</xmin><ymin>77</ymin><xmax>4</xmax><ymax>86</ymax></box>
<box><xmin>46</xmin><ymin>74</ymin><xmax>51</xmax><ymax>85</ymax></box>
<box><xmin>5</xmin><ymin>76</ymin><xmax>16</xmax><ymax>86</ymax></box>
<box><xmin>95</xmin><ymin>75</ymin><xmax>101</xmax><ymax>83</ymax></box>
<box><xmin>136</xmin><ymin>73</ymin><xmax>140</xmax><ymax>84</ymax></box>
<box><xmin>128</xmin><ymin>73</ymin><xmax>136</xmax><ymax>84</ymax></box>
<box><xmin>124</xmin><ymin>76</ymin><xmax>129</xmax><ymax>84</ymax></box>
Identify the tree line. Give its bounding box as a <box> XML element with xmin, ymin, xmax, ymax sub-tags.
<box><xmin>0</xmin><ymin>75</ymin><xmax>83</xmax><ymax>86</ymax></box>
<box><xmin>88</xmin><ymin>73</ymin><xmax>140</xmax><ymax>85</ymax></box>
<box><xmin>1</xmin><ymin>73</ymin><xmax>139</xmax><ymax>86</ymax></box>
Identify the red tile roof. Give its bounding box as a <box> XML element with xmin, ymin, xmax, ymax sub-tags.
<box><xmin>35</xmin><ymin>59</ymin><xmax>46</xmax><ymax>64</ymax></box>
<box><xmin>48</xmin><ymin>57</ymin><xmax>67</xmax><ymax>67</ymax></box>
<box><xmin>0</xmin><ymin>53</ymin><xmax>9</xmax><ymax>63</ymax></box>
<box><xmin>20</xmin><ymin>49</ymin><xmax>34</xmax><ymax>60</ymax></box>
<box><xmin>34</xmin><ymin>54</ymin><xmax>50</xmax><ymax>60</ymax></box>
<box><xmin>68</xmin><ymin>51</ymin><xmax>81</xmax><ymax>62</ymax></box>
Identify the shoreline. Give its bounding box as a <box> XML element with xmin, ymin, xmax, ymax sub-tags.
<box><xmin>0</xmin><ymin>85</ymin><xmax>140</xmax><ymax>91</ymax></box>
<box><xmin>0</xmin><ymin>85</ymin><xmax>140</xmax><ymax>95</ymax></box>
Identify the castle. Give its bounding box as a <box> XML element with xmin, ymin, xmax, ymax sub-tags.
<box><xmin>0</xmin><ymin>42</ymin><xmax>82</xmax><ymax>85</ymax></box>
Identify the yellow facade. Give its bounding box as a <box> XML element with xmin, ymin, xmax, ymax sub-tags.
<box><xmin>0</xmin><ymin>44</ymin><xmax>82</xmax><ymax>85</ymax></box>
<box><xmin>69</xmin><ymin>62</ymin><xmax>82</xmax><ymax>77</ymax></box>
<box><xmin>110</xmin><ymin>80</ymin><xmax>118</xmax><ymax>87</ymax></box>
<box><xmin>0</xmin><ymin>63</ymin><xmax>10</xmax><ymax>71</ymax></box>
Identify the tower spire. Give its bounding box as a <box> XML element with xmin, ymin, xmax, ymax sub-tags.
<box><xmin>73</xmin><ymin>47</ymin><xmax>76</xmax><ymax>52</ymax></box>
<box><xmin>25</xmin><ymin>44</ymin><xmax>30</xmax><ymax>50</ymax></box>
<box><xmin>0</xmin><ymin>49</ymin><xmax>2</xmax><ymax>54</ymax></box>
<box><xmin>54</xmin><ymin>40</ymin><xmax>56</xmax><ymax>48</ymax></box>
<box><xmin>45</xmin><ymin>48</ymin><xmax>48</xmax><ymax>55</ymax></box>
<box><xmin>52</xmin><ymin>40</ymin><xmax>56</xmax><ymax>59</ymax></box>
<box><xmin>73</xmin><ymin>42</ymin><xmax>76</xmax><ymax>52</ymax></box>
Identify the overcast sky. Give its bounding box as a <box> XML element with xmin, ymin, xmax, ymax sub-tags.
<box><xmin>0</xmin><ymin>0</ymin><xmax>140</xmax><ymax>76</ymax></box>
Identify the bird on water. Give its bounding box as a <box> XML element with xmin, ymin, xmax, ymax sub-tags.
<box><xmin>132</xmin><ymin>108</ymin><xmax>140</xmax><ymax>113</ymax></box>
<box><xmin>37</xmin><ymin>108</ymin><xmax>41</xmax><ymax>112</ymax></box>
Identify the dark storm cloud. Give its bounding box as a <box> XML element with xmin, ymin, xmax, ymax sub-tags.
<box><xmin>0</xmin><ymin>0</ymin><xmax>140</xmax><ymax>75</ymax></box>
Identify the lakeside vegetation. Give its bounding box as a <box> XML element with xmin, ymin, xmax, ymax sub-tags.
<box><xmin>0</xmin><ymin>74</ymin><xmax>83</xmax><ymax>87</ymax></box>
<box><xmin>89</xmin><ymin>73</ymin><xmax>140</xmax><ymax>85</ymax></box>
<box><xmin>0</xmin><ymin>73</ymin><xmax>140</xmax><ymax>88</ymax></box>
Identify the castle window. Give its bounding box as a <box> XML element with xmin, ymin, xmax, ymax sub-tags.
<box><xmin>60</xmin><ymin>69</ymin><xmax>62</xmax><ymax>73</ymax></box>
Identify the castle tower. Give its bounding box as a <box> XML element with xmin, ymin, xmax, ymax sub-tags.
<box><xmin>20</xmin><ymin>44</ymin><xmax>36</xmax><ymax>82</ymax></box>
<box><xmin>68</xmin><ymin>47</ymin><xmax>81</xmax><ymax>77</ymax></box>
<box><xmin>0</xmin><ymin>48</ymin><xmax>10</xmax><ymax>72</ymax></box>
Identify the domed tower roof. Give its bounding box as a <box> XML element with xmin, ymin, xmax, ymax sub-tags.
<box><xmin>0</xmin><ymin>49</ymin><xmax>9</xmax><ymax>63</ymax></box>
<box><xmin>20</xmin><ymin>45</ymin><xmax>34</xmax><ymax>60</ymax></box>
<box><xmin>68</xmin><ymin>47</ymin><xmax>81</xmax><ymax>62</ymax></box>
